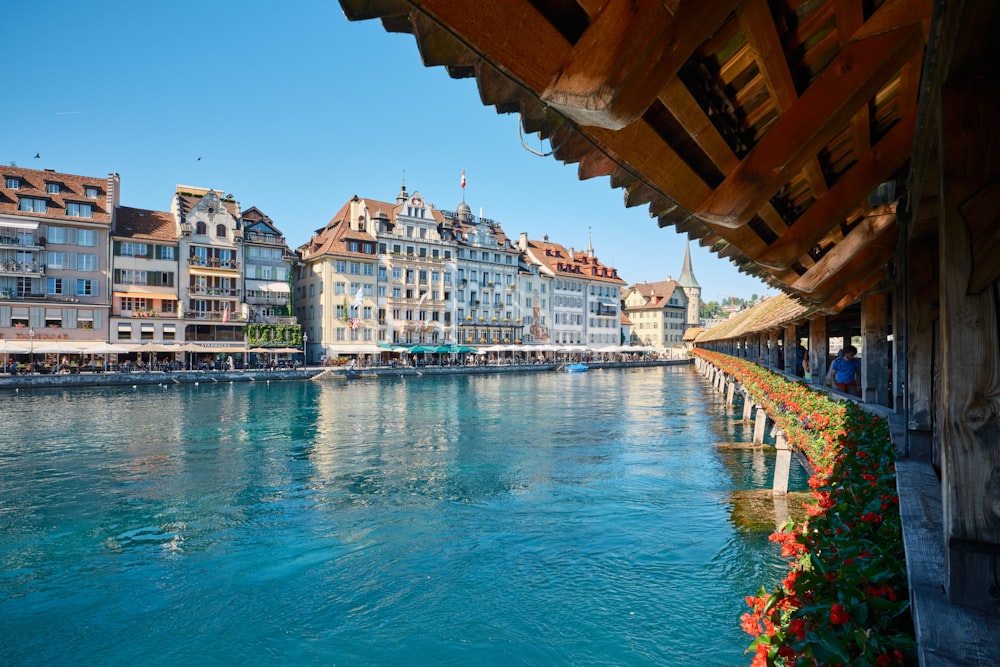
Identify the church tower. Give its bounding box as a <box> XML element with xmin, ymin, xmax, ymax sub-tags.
<box><xmin>676</xmin><ymin>241</ymin><xmax>701</xmax><ymax>328</ymax></box>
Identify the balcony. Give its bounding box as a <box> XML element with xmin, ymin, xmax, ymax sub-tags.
<box><xmin>188</xmin><ymin>258</ymin><xmax>239</xmax><ymax>271</ymax></box>
<box><xmin>385</xmin><ymin>252</ymin><xmax>446</xmax><ymax>265</ymax></box>
<box><xmin>183</xmin><ymin>310</ymin><xmax>246</xmax><ymax>322</ymax></box>
<box><xmin>0</xmin><ymin>261</ymin><xmax>45</xmax><ymax>277</ymax></box>
<box><xmin>188</xmin><ymin>286</ymin><xmax>241</xmax><ymax>297</ymax></box>
<box><xmin>246</xmin><ymin>294</ymin><xmax>289</xmax><ymax>306</ymax></box>
<box><xmin>0</xmin><ymin>236</ymin><xmax>43</xmax><ymax>250</ymax></box>
<box><xmin>244</xmin><ymin>231</ymin><xmax>285</xmax><ymax>245</ymax></box>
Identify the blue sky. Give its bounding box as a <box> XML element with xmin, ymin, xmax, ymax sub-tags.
<box><xmin>8</xmin><ymin>0</ymin><xmax>772</xmax><ymax>302</ymax></box>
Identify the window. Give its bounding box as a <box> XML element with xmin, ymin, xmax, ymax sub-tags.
<box><xmin>66</xmin><ymin>202</ymin><xmax>93</xmax><ymax>218</ymax></box>
<box><xmin>77</xmin><ymin>254</ymin><xmax>97</xmax><ymax>271</ymax></box>
<box><xmin>77</xmin><ymin>229</ymin><xmax>98</xmax><ymax>246</ymax></box>
<box><xmin>335</xmin><ymin>282</ymin><xmax>345</xmax><ymax>295</ymax></box>
<box><xmin>77</xmin><ymin>279</ymin><xmax>95</xmax><ymax>296</ymax></box>
<box><xmin>46</xmin><ymin>252</ymin><xmax>65</xmax><ymax>269</ymax></box>
<box><xmin>46</xmin><ymin>183</ymin><xmax>60</xmax><ymax>194</ymax></box>
<box><xmin>121</xmin><ymin>242</ymin><xmax>148</xmax><ymax>257</ymax></box>
<box><xmin>6</xmin><ymin>178</ymin><xmax>20</xmax><ymax>189</ymax></box>
<box><xmin>335</xmin><ymin>260</ymin><xmax>346</xmax><ymax>272</ymax></box>
<box><xmin>349</xmin><ymin>241</ymin><xmax>358</xmax><ymax>252</ymax></box>
<box><xmin>159</xmin><ymin>246</ymin><xmax>175</xmax><ymax>260</ymax></box>
<box><xmin>216</xmin><ymin>224</ymin><xmax>226</xmax><ymax>237</ymax></box>
<box><xmin>350</xmin><ymin>262</ymin><xmax>360</xmax><ymax>275</ymax></box>
<box><xmin>363</xmin><ymin>263</ymin><xmax>373</xmax><ymax>276</ymax></box>
<box><xmin>196</xmin><ymin>221</ymin><xmax>207</xmax><ymax>235</ymax></box>
<box><xmin>18</xmin><ymin>198</ymin><xmax>46</xmax><ymax>213</ymax></box>
<box><xmin>85</xmin><ymin>186</ymin><xmax>99</xmax><ymax>199</ymax></box>
<box><xmin>46</xmin><ymin>226</ymin><xmax>65</xmax><ymax>243</ymax></box>
<box><xmin>47</xmin><ymin>278</ymin><xmax>63</xmax><ymax>295</ymax></box>
<box><xmin>117</xmin><ymin>324</ymin><xmax>132</xmax><ymax>341</ymax></box>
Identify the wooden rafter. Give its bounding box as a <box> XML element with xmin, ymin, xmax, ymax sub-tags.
<box><xmin>696</xmin><ymin>22</ymin><xmax>924</xmax><ymax>228</ymax></box>
<box><xmin>540</xmin><ymin>0</ymin><xmax>738</xmax><ymax>130</ymax></box>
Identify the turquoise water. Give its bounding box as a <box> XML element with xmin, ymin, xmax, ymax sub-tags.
<box><xmin>0</xmin><ymin>366</ymin><xmax>802</xmax><ymax>666</ymax></box>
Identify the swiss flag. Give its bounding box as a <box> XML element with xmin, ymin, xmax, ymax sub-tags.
<box><xmin>461</xmin><ymin>169</ymin><xmax>466</xmax><ymax>189</ymax></box>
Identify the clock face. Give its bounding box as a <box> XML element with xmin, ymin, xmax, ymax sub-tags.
<box><xmin>411</xmin><ymin>196</ymin><xmax>422</xmax><ymax>207</ymax></box>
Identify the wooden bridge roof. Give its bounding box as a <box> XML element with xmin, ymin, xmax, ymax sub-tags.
<box><xmin>339</xmin><ymin>0</ymin><xmax>943</xmax><ymax>314</ymax></box>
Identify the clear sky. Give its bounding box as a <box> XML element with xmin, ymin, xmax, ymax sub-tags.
<box><xmin>8</xmin><ymin>0</ymin><xmax>772</xmax><ymax>302</ymax></box>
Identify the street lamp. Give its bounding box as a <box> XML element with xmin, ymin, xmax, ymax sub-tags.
<box><xmin>302</xmin><ymin>332</ymin><xmax>308</xmax><ymax>371</ymax></box>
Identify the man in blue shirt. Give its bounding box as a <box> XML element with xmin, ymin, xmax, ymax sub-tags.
<box><xmin>827</xmin><ymin>345</ymin><xmax>861</xmax><ymax>395</ymax></box>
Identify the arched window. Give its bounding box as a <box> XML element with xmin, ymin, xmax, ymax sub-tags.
<box><xmin>195</xmin><ymin>221</ymin><xmax>207</xmax><ymax>235</ymax></box>
<box><xmin>216</xmin><ymin>224</ymin><xmax>226</xmax><ymax>238</ymax></box>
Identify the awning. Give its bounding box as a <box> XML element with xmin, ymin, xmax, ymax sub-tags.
<box><xmin>0</xmin><ymin>218</ymin><xmax>39</xmax><ymax>230</ymax></box>
<box><xmin>113</xmin><ymin>291</ymin><xmax>178</xmax><ymax>300</ymax></box>
<box><xmin>252</xmin><ymin>281</ymin><xmax>290</xmax><ymax>293</ymax></box>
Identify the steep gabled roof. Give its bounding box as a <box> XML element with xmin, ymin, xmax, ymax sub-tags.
<box><xmin>114</xmin><ymin>206</ymin><xmax>177</xmax><ymax>241</ymax></box>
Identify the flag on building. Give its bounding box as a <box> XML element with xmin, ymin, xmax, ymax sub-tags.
<box><xmin>461</xmin><ymin>169</ymin><xmax>466</xmax><ymax>189</ymax></box>
<box><xmin>354</xmin><ymin>286</ymin><xmax>364</xmax><ymax>308</ymax></box>
<box><xmin>222</xmin><ymin>306</ymin><xmax>229</xmax><ymax>323</ymax></box>
<box><xmin>417</xmin><ymin>291</ymin><xmax>427</xmax><ymax>306</ymax></box>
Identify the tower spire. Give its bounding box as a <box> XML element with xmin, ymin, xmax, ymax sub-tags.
<box><xmin>677</xmin><ymin>240</ymin><xmax>700</xmax><ymax>288</ymax></box>
<box><xmin>587</xmin><ymin>226</ymin><xmax>594</xmax><ymax>256</ymax></box>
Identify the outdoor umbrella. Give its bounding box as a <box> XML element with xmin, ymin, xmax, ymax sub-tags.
<box><xmin>0</xmin><ymin>339</ymin><xmax>29</xmax><ymax>372</ymax></box>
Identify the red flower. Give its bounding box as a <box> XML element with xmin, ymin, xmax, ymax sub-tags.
<box><xmin>829</xmin><ymin>603</ymin><xmax>849</xmax><ymax>625</ymax></box>
<box><xmin>788</xmin><ymin>617</ymin><xmax>806</xmax><ymax>641</ymax></box>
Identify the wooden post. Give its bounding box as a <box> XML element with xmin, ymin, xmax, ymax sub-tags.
<box><xmin>742</xmin><ymin>390</ymin><xmax>754</xmax><ymax>421</ymax></box>
<box><xmin>808</xmin><ymin>316</ymin><xmax>828</xmax><ymax>388</ymax></box>
<box><xmin>938</xmin><ymin>76</ymin><xmax>1000</xmax><ymax>613</ymax></box>
<box><xmin>753</xmin><ymin>405</ymin><xmax>767</xmax><ymax>445</ymax></box>
<box><xmin>907</xmin><ymin>237</ymin><xmax>937</xmax><ymax>434</ymax></box>
<box><xmin>861</xmin><ymin>292</ymin><xmax>890</xmax><ymax>406</ymax></box>
<box><xmin>783</xmin><ymin>324</ymin><xmax>797</xmax><ymax>376</ymax></box>
<box><xmin>768</xmin><ymin>330</ymin><xmax>780</xmax><ymax>370</ymax></box>
<box><xmin>773</xmin><ymin>431</ymin><xmax>791</xmax><ymax>495</ymax></box>
<box><xmin>726</xmin><ymin>378</ymin><xmax>736</xmax><ymax>406</ymax></box>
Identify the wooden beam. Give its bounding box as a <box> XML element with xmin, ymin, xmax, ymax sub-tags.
<box><xmin>756</xmin><ymin>115</ymin><xmax>914</xmax><ymax>270</ymax></box>
<box><xmin>541</xmin><ymin>0</ymin><xmax>738</xmax><ymax>129</ymax></box>
<box><xmin>791</xmin><ymin>209</ymin><xmax>897</xmax><ymax>294</ymax></box>
<box><xmin>695</xmin><ymin>23</ymin><xmax>924</xmax><ymax>228</ymax></box>
<box><xmin>739</xmin><ymin>0</ymin><xmax>828</xmax><ymax>197</ymax></box>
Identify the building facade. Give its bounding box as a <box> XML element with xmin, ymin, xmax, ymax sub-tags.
<box><xmin>518</xmin><ymin>234</ymin><xmax>624</xmax><ymax>347</ymax></box>
<box><xmin>0</xmin><ymin>166</ymin><xmax>119</xmax><ymax>349</ymax></box>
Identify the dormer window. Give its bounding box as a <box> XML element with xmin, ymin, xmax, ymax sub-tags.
<box><xmin>195</xmin><ymin>221</ymin><xmax>207</xmax><ymax>235</ymax></box>
<box><xmin>18</xmin><ymin>197</ymin><xmax>46</xmax><ymax>213</ymax></box>
<box><xmin>46</xmin><ymin>183</ymin><xmax>60</xmax><ymax>194</ymax></box>
<box><xmin>66</xmin><ymin>202</ymin><xmax>93</xmax><ymax>218</ymax></box>
<box><xmin>6</xmin><ymin>178</ymin><xmax>20</xmax><ymax>189</ymax></box>
<box><xmin>216</xmin><ymin>224</ymin><xmax>226</xmax><ymax>237</ymax></box>
<box><xmin>84</xmin><ymin>186</ymin><xmax>99</xmax><ymax>199</ymax></box>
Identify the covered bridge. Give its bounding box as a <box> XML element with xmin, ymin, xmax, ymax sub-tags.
<box><xmin>339</xmin><ymin>0</ymin><xmax>998</xmax><ymax>661</ymax></box>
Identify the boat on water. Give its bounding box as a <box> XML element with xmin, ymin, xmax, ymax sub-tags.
<box><xmin>564</xmin><ymin>363</ymin><xmax>589</xmax><ymax>373</ymax></box>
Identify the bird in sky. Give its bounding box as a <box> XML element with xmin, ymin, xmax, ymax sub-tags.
<box><xmin>34</xmin><ymin>153</ymin><xmax>40</xmax><ymax>159</ymax></box>
<box><xmin>197</xmin><ymin>157</ymin><xmax>202</xmax><ymax>161</ymax></box>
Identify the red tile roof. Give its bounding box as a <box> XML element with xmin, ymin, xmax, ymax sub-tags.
<box><xmin>299</xmin><ymin>197</ymin><xmax>377</xmax><ymax>260</ymax></box>
<box><xmin>523</xmin><ymin>237</ymin><xmax>625</xmax><ymax>285</ymax></box>
<box><xmin>625</xmin><ymin>280</ymin><xmax>682</xmax><ymax>310</ymax></box>
<box><xmin>0</xmin><ymin>166</ymin><xmax>112</xmax><ymax>224</ymax></box>
<box><xmin>114</xmin><ymin>206</ymin><xmax>178</xmax><ymax>241</ymax></box>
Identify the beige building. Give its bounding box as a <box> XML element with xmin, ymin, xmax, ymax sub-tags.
<box><xmin>110</xmin><ymin>206</ymin><xmax>180</xmax><ymax>345</ymax></box>
<box><xmin>296</xmin><ymin>195</ymin><xmax>383</xmax><ymax>361</ymax></box>
<box><xmin>622</xmin><ymin>279</ymin><xmax>689</xmax><ymax>348</ymax></box>
<box><xmin>0</xmin><ymin>166</ymin><xmax>119</xmax><ymax>352</ymax></box>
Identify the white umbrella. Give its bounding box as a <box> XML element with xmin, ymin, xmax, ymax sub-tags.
<box><xmin>0</xmin><ymin>339</ymin><xmax>29</xmax><ymax>372</ymax></box>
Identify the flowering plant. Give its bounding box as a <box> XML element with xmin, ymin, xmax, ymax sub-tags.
<box><xmin>694</xmin><ymin>350</ymin><xmax>913</xmax><ymax>667</ymax></box>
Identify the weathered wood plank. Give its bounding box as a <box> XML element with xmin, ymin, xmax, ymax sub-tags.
<box><xmin>861</xmin><ymin>292</ymin><xmax>890</xmax><ymax>406</ymax></box>
<box><xmin>808</xmin><ymin>315</ymin><xmax>828</xmax><ymax>388</ymax></box>
<box><xmin>938</xmin><ymin>75</ymin><xmax>1000</xmax><ymax>613</ymax></box>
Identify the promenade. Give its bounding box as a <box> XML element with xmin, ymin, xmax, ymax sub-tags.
<box><xmin>0</xmin><ymin>357</ymin><xmax>691</xmax><ymax>391</ymax></box>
